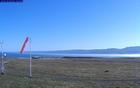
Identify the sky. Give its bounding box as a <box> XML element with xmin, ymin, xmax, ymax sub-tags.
<box><xmin>0</xmin><ymin>0</ymin><xmax>140</xmax><ymax>51</ymax></box>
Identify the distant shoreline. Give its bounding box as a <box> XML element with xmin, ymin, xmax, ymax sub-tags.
<box><xmin>5</xmin><ymin>57</ymin><xmax>140</xmax><ymax>63</ymax></box>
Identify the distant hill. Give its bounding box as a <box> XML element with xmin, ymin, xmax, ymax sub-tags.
<box><xmin>36</xmin><ymin>46</ymin><xmax>140</xmax><ymax>54</ymax></box>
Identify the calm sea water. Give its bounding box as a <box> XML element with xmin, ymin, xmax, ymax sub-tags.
<box><xmin>5</xmin><ymin>52</ymin><xmax>140</xmax><ymax>58</ymax></box>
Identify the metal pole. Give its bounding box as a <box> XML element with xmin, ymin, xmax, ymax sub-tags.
<box><xmin>1</xmin><ymin>41</ymin><xmax>4</xmax><ymax>75</ymax></box>
<box><xmin>29</xmin><ymin>38</ymin><xmax>32</xmax><ymax>78</ymax></box>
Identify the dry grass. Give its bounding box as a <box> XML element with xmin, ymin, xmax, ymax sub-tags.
<box><xmin>0</xmin><ymin>58</ymin><xmax>139</xmax><ymax>88</ymax></box>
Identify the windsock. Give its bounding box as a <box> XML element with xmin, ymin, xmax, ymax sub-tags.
<box><xmin>20</xmin><ymin>37</ymin><xmax>29</xmax><ymax>54</ymax></box>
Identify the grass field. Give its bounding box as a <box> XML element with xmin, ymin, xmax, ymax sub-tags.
<box><xmin>0</xmin><ymin>58</ymin><xmax>140</xmax><ymax>88</ymax></box>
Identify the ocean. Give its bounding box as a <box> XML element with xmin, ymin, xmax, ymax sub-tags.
<box><xmin>4</xmin><ymin>52</ymin><xmax>140</xmax><ymax>58</ymax></box>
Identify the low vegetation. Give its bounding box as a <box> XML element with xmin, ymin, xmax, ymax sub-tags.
<box><xmin>0</xmin><ymin>58</ymin><xmax>139</xmax><ymax>88</ymax></box>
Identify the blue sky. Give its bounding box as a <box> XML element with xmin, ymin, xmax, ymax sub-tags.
<box><xmin>0</xmin><ymin>0</ymin><xmax>140</xmax><ymax>51</ymax></box>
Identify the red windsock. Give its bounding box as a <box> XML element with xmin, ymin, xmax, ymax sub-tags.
<box><xmin>20</xmin><ymin>37</ymin><xmax>29</xmax><ymax>54</ymax></box>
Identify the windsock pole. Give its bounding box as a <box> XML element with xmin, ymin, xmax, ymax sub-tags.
<box><xmin>29</xmin><ymin>38</ymin><xmax>32</xmax><ymax>78</ymax></box>
<box><xmin>20</xmin><ymin>37</ymin><xmax>32</xmax><ymax>78</ymax></box>
<box><xmin>0</xmin><ymin>41</ymin><xmax>4</xmax><ymax>75</ymax></box>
